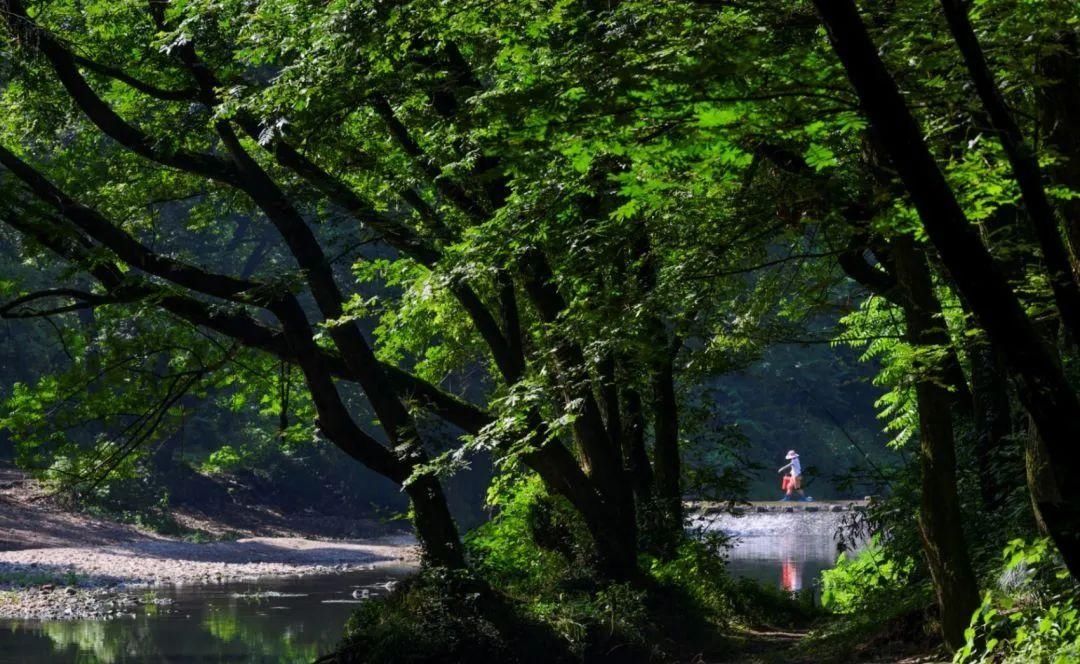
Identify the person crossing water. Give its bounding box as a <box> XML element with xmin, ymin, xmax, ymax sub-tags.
<box><xmin>778</xmin><ymin>450</ymin><xmax>813</xmax><ymax>502</ymax></box>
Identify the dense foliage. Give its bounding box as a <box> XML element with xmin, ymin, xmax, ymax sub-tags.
<box><xmin>3</xmin><ymin>0</ymin><xmax>1080</xmax><ymax>661</ymax></box>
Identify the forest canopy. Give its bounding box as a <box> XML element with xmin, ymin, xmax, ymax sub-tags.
<box><xmin>2</xmin><ymin>0</ymin><xmax>1080</xmax><ymax>661</ymax></box>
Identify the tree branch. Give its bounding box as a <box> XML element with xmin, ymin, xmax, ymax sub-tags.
<box><xmin>0</xmin><ymin>288</ymin><xmax>130</xmax><ymax>318</ymax></box>
<box><xmin>70</xmin><ymin>53</ymin><xmax>198</xmax><ymax>102</ymax></box>
<box><xmin>1</xmin><ymin>0</ymin><xmax>239</xmax><ymax>184</ymax></box>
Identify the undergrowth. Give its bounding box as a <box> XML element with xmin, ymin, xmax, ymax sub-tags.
<box><xmin>328</xmin><ymin>476</ymin><xmax>816</xmax><ymax>663</ymax></box>
<box><xmin>798</xmin><ymin>538</ymin><xmax>941</xmax><ymax>663</ymax></box>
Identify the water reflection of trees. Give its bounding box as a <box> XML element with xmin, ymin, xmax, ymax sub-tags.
<box><xmin>39</xmin><ymin>619</ymin><xmax>155</xmax><ymax>663</ymax></box>
<box><xmin>201</xmin><ymin>601</ymin><xmax>328</xmax><ymax>662</ymax></box>
<box><xmin>26</xmin><ymin>600</ymin><xmax>339</xmax><ymax>662</ymax></box>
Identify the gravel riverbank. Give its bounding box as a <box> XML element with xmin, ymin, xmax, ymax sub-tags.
<box><xmin>0</xmin><ymin>536</ymin><xmax>417</xmax><ymax>620</ymax></box>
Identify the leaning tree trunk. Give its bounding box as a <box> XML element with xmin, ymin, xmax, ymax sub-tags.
<box><xmin>812</xmin><ymin>0</ymin><xmax>1080</xmax><ymax>582</ymax></box>
<box><xmin>272</xmin><ymin>299</ymin><xmax>468</xmax><ymax>571</ymax></box>
<box><xmin>939</xmin><ymin>0</ymin><xmax>1080</xmax><ymax>341</ymax></box>
<box><xmin>893</xmin><ymin>237</ymin><xmax>980</xmax><ymax>651</ymax></box>
<box><xmin>406</xmin><ymin>475</ymin><xmax>467</xmax><ymax>569</ymax></box>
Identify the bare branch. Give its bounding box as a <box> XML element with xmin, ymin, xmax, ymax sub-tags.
<box><xmin>0</xmin><ymin>288</ymin><xmax>128</xmax><ymax>318</ymax></box>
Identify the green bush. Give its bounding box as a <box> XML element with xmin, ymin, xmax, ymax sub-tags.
<box><xmin>201</xmin><ymin>445</ymin><xmax>247</xmax><ymax>474</ymax></box>
<box><xmin>466</xmin><ymin>475</ymin><xmax>588</xmax><ymax>594</ymax></box>
<box><xmin>332</xmin><ymin>567</ymin><xmax>571</xmax><ymax>664</ymax></box>
<box><xmin>336</xmin><ymin>475</ymin><xmax>822</xmax><ymax>662</ymax></box>
<box><xmin>821</xmin><ymin>537</ymin><xmax>913</xmax><ymax>614</ymax></box>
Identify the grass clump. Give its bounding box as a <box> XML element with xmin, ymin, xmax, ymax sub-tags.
<box><xmin>0</xmin><ymin>568</ymin><xmax>82</xmax><ymax>589</ymax></box>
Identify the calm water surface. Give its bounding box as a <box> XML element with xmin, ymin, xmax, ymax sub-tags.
<box><xmin>0</xmin><ymin>564</ymin><xmax>415</xmax><ymax>663</ymax></box>
<box><xmin>0</xmin><ymin>512</ymin><xmax>856</xmax><ymax>661</ymax></box>
<box><xmin>695</xmin><ymin>508</ymin><xmax>864</xmax><ymax>597</ymax></box>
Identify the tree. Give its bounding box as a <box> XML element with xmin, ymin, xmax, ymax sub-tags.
<box><xmin>811</xmin><ymin>0</ymin><xmax>1080</xmax><ymax>585</ymax></box>
<box><xmin>1</xmin><ymin>0</ymin><xmax>822</xmax><ymax>580</ymax></box>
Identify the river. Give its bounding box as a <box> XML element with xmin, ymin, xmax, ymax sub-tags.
<box><xmin>0</xmin><ymin>564</ymin><xmax>414</xmax><ymax>663</ymax></box>
<box><xmin>693</xmin><ymin>506</ymin><xmax>863</xmax><ymax>598</ymax></box>
<box><xmin>0</xmin><ymin>510</ymin><xmax>856</xmax><ymax>662</ymax></box>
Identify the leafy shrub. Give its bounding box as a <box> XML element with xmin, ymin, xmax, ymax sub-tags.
<box><xmin>466</xmin><ymin>475</ymin><xmax>590</xmax><ymax>594</ymax></box>
<box><xmin>339</xmin><ymin>475</ymin><xmax>821</xmax><ymax>662</ymax></box>
<box><xmin>955</xmin><ymin>538</ymin><xmax>1080</xmax><ymax>663</ymax></box>
<box><xmin>201</xmin><ymin>445</ymin><xmax>247</xmax><ymax>474</ymax></box>
<box><xmin>796</xmin><ymin>535</ymin><xmax>939</xmax><ymax>663</ymax></box>
<box><xmin>465</xmin><ymin>476</ymin><xmax>662</xmax><ymax>658</ymax></box>
<box><xmin>648</xmin><ymin>534</ymin><xmax>733</xmax><ymax>618</ymax></box>
<box><xmin>467</xmin><ymin>476</ymin><xmax>750</xmax><ymax>660</ymax></box>
<box><xmin>821</xmin><ymin>537</ymin><xmax>913</xmax><ymax>614</ymax></box>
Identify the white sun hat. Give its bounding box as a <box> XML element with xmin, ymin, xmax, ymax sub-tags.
<box><xmin>785</xmin><ymin>450</ymin><xmax>799</xmax><ymax>459</ymax></box>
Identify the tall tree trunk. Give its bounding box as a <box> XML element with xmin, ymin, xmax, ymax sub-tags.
<box><xmin>619</xmin><ymin>383</ymin><xmax>654</xmax><ymax>504</ymax></box>
<box><xmin>651</xmin><ymin>351</ymin><xmax>682</xmax><ymax>535</ymax></box>
<box><xmin>893</xmin><ymin>237</ymin><xmax>980</xmax><ymax>651</ymax></box>
<box><xmin>366</xmin><ymin>42</ymin><xmax>642</xmax><ymax>578</ymax></box>
<box><xmin>812</xmin><ymin>0</ymin><xmax>1080</xmax><ymax>581</ymax></box>
<box><xmin>630</xmin><ymin>226</ymin><xmax>683</xmax><ymax>543</ymax></box>
<box><xmin>406</xmin><ymin>475</ymin><xmax>467</xmax><ymax>569</ymax></box>
<box><xmin>596</xmin><ymin>353</ymin><xmax>624</xmax><ymax>453</ymax></box>
<box><xmin>1025</xmin><ymin>413</ymin><xmax>1057</xmax><ymax>537</ymax></box>
<box><xmin>517</xmin><ymin>249</ymin><xmax>639</xmax><ymax>575</ymax></box>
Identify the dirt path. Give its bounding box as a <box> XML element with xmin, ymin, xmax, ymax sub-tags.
<box><xmin>719</xmin><ymin>624</ymin><xmax>949</xmax><ymax>664</ymax></box>
<box><xmin>720</xmin><ymin>626</ymin><xmax>811</xmax><ymax>664</ymax></box>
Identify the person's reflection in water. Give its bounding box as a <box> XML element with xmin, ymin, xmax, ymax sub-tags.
<box><xmin>780</xmin><ymin>557</ymin><xmax>802</xmax><ymax>592</ymax></box>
